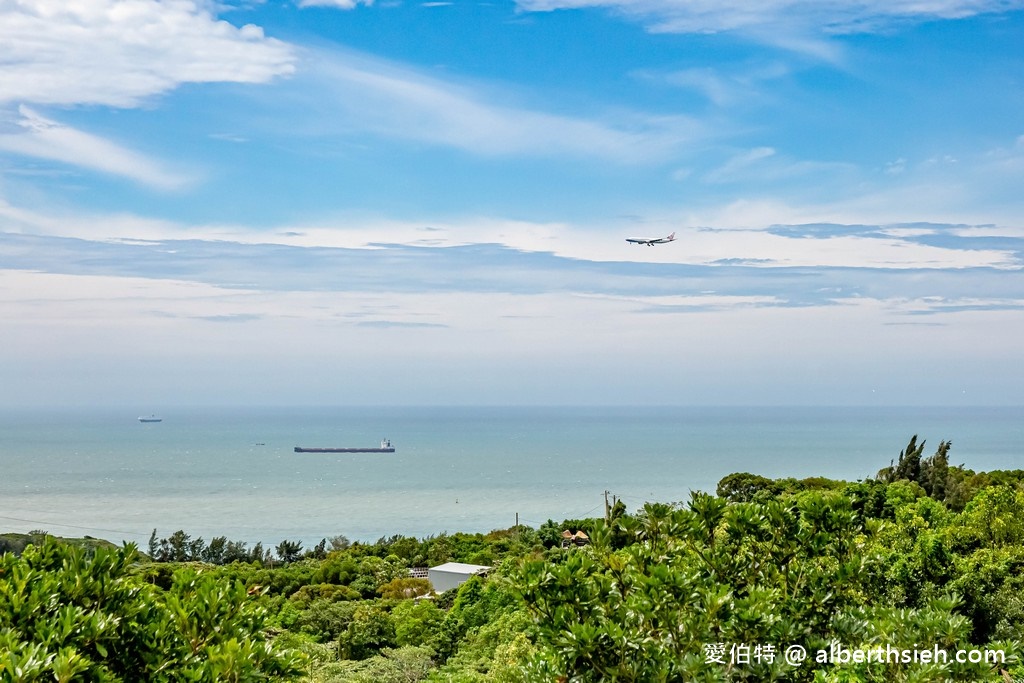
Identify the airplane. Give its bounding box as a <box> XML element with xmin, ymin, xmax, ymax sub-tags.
<box><xmin>626</xmin><ymin>231</ymin><xmax>676</xmax><ymax>246</ymax></box>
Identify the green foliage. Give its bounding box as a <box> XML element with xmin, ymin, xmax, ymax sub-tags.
<box><xmin>515</xmin><ymin>491</ymin><xmax>943</xmax><ymax>681</ymax></box>
<box><xmin>0</xmin><ymin>532</ymin><xmax>117</xmax><ymax>558</ymax></box>
<box><xmin>893</xmin><ymin>435</ymin><xmax>926</xmax><ymax>485</ymax></box>
<box><xmin>378</xmin><ymin>577</ymin><xmax>433</xmax><ymax>600</ymax></box>
<box><xmin>535</xmin><ymin>520</ymin><xmax>564</xmax><ymax>549</ymax></box>
<box><xmin>871</xmin><ymin>496</ymin><xmax>955</xmax><ymax>607</ymax></box>
<box><xmin>947</xmin><ymin>546</ymin><xmax>1024</xmax><ymax>643</ymax></box>
<box><xmin>960</xmin><ymin>486</ymin><xmax>1024</xmax><ymax>547</ymax></box>
<box><xmin>392</xmin><ymin>600</ymin><xmax>445</xmax><ymax>648</ymax></box>
<box><xmin>149</xmin><ymin>529</ymin><xmax>268</xmax><ymax>564</ymax></box>
<box><xmin>337</xmin><ymin>604</ymin><xmax>396</xmax><ymax>660</ymax></box>
<box><xmin>277</xmin><ymin>540</ymin><xmax>305</xmax><ymax>564</ymax></box>
<box><xmin>0</xmin><ymin>538</ymin><xmax>302</xmax><ymax>681</ymax></box>
<box><xmin>293</xmin><ymin>599</ymin><xmax>360</xmax><ymax>642</ymax></box>
<box><xmin>311</xmin><ymin>646</ymin><xmax>435</xmax><ymax>683</ymax></box>
<box><xmin>877</xmin><ymin>438</ymin><xmax>978</xmax><ymax>512</ymax></box>
<box><xmin>842</xmin><ymin>480</ymin><xmax>890</xmax><ymax>520</ymax></box>
<box><xmin>290</xmin><ymin>583</ymin><xmax>362</xmax><ymax>608</ymax></box>
<box><xmin>884</xmin><ymin>481</ymin><xmax>927</xmax><ymax>518</ymax></box>
<box><xmin>429</xmin><ymin>607</ymin><xmax>535</xmax><ymax>682</ymax></box>
<box><xmin>716</xmin><ymin>472</ymin><xmax>781</xmax><ymax>503</ymax></box>
<box><xmin>823</xmin><ymin>594</ymin><xmax>1010</xmax><ymax>682</ymax></box>
<box><xmin>919</xmin><ymin>440</ymin><xmax>951</xmax><ymax>501</ymax></box>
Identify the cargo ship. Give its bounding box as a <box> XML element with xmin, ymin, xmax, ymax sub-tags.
<box><xmin>138</xmin><ymin>415</ymin><xmax>163</xmax><ymax>423</ymax></box>
<box><xmin>294</xmin><ymin>439</ymin><xmax>394</xmax><ymax>453</ymax></box>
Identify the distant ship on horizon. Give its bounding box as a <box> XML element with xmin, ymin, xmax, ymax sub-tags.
<box><xmin>138</xmin><ymin>415</ymin><xmax>163</xmax><ymax>423</ymax></box>
<box><xmin>295</xmin><ymin>439</ymin><xmax>394</xmax><ymax>453</ymax></box>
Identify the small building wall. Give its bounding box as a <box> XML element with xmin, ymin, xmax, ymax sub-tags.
<box><xmin>427</xmin><ymin>562</ymin><xmax>490</xmax><ymax>593</ymax></box>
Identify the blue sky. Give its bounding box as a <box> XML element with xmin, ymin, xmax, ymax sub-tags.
<box><xmin>1</xmin><ymin>0</ymin><xmax>1022</xmax><ymax>407</ymax></box>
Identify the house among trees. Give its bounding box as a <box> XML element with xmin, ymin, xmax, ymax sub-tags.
<box><xmin>427</xmin><ymin>561</ymin><xmax>491</xmax><ymax>593</ymax></box>
<box><xmin>561</xmin><ymin>529</ymin><xmax>590</xmax><ymax>548</ymax></box>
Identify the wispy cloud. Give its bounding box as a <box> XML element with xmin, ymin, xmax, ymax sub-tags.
<box><xmin>357</xmin><ymin>320</ymin><xmax>449</xmax><ymax>328</ymax></box>
<box><xmin>653</xmin><ymin>61</ymin><xmax>791</xmax><ymax>107</ymax></box>
<box><xmin>705</xmin><ymin>146</ymin><xmax>776</xmax><ymax>183</ymax></box>
<box><xmin>514</xmin><ymin>0</ymin><xmax>1024</xmax><ymax>57</ymax></box>
<box><xmin>0</xmin><ymin>107</ymin><xmax>190</xmax><ymax>190</ymax></box>
<box><xmin>2</xmin><ymin>189</ymin><xmax>1020</xmax><ymax>273</ymax></box>
<box><xmin>298</xmin><ymin>0</ymin><xmax>373</xmax><ymax>7</ymax></box>
<box><xmin>298</xmin><ymin>49</ymin><xmax>700</xmax><ymax>162</ymax></box>
<box><xmin>194</xmin><ymin>313</ymin><xmax>265</xmax><ymax>323</ymax></box>
<box><xmin>0</xmin><ymin>0</ymin><xmax>295</xmax><ymax>108</ymax></box>
<box><xmin>515</xmin><ymin>0</ymin><xmax>1024</xmax><ymax>34</ymax></box>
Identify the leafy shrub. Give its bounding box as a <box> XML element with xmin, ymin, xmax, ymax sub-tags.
<box><xmin>0</xmin><ymin>538</ymin><xmax>302</xmax><ymax>681</ymax></box>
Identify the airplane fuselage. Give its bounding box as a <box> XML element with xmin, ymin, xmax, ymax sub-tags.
<box><xmin>626</xmin><ymin>232</ymin><xmax>676</xmax><ymax>246</ymax></box>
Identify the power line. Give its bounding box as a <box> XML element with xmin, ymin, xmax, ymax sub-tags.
<box><xmin>0</xmin><ymin>516</ymin><xmax>149</xmax><ymax>540</ymax></box>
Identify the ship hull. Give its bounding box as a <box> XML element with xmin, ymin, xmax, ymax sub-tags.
<box><xmin>294</xmin><ymin>447</ymin><xmax>395</xmax><ymax>453</ymax></box>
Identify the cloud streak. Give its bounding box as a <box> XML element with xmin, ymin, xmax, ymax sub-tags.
<box><xmin>514</xmin><ymin>0</ymin><xmax>1024</xmax><ymax>35</ymax></box>
<box><xmin>514</xmin><ymin>0</ymin><xmax>1024</xmax><ymax>59</ymax></box>
<box><xmin>0</xmin><ymin>107</ymin><xmax>190</xmax><ymax>189</ymax></box>
<box><xmin>3</xmin><ymin>219</ymin><xmax>1021</xmax><ymax>309</ymax></box>
<box><xmin>299</xmin><ymin>49</ymin><xmax>700</xmax><ymax>162</ymax></box>
<box><xmin>298</xmin><ymin>0</ymin><xmax>373</xmax><ymax>7</ymax></box>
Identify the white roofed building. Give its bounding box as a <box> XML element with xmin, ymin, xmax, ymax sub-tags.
<box><xmin>427</xmin><ymin>562</ymin><xmax>491</xmax><ymax>593</ymax></box>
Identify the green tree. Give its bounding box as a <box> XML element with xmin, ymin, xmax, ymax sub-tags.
<box><xmin>277</xmin><ymin>539</ymin><xmax>305</xmax><ymax>564</ymax></box>
<box><xmin>391</xmin><ymin>600</ymin><xmax>446</xmax><ymax>649</ymax></box>
<box><xmin>960</xmin><ymin>486</ymin><xmax>1024</xmax><ymax>547</ymax></box>
<box><xmin>378</xmin><ymin>577</ymin><xmax>433</xmax><ymax>600</ymax></box>
<box><xmin>892</xmin><ymin>435</ymin><xmax>926</xmax><ymax>484</ymax></box>
<box><xmin>516</xmin><ymin>492</ymin><xmax>885</xmax><ymax>682</ymax></box>
<box><xmin>871</xmin><ymin>496</ymin><xmax>955</xmax><ymax>607</ymax></box>
<box><xmin>338</xmin><ymin>604</ymin><xmax>397</xmax><ymax>660</ymax></box>
<box><xmin>203</xmin><ymin>536</ymin><xmax>228</xmax><ymax>564</ymax></box>
<box><xmin>0</xmin><ymin>538</ymin><xmax>302</xmax><ymax>681</ymax></box>
<box><xmin>717</xmin><ymin>472</ymin><xmax>781</xmax><ymax>503</ymax></box>
<box><xmin>920</xmin><ymin>440</ymin><xmax>952</xmax><ymax>501</ymax></box>
<box><xmin>823</xmin><ymin>594</ymin><xmax>1013</xmax><ymax>682</ymax></box>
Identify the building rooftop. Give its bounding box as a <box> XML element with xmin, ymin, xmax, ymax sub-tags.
<box><xmin>429</xmin><ymin>562</ymin><xmax>491</xmax><ymax>574</ymax></box>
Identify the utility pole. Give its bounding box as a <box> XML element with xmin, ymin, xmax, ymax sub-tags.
<box><xmin>604</xmin><ymin>490</ymin><xmax>610</xmax><ymax>522</ymax></box>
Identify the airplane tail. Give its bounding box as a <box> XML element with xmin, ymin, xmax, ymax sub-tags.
<box><xmin>667</xmin><ymin>232</ymin><xmax>676</xmax><ymax>240</ymax></box>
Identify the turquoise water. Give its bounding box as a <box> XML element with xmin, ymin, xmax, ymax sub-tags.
<box><xmin>1</xmin><ymin>406</ymin><xmax>1021</xmax><ymax>547</ymax></box>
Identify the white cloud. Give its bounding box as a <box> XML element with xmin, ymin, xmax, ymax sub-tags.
<box><xmin>300</xmin><ymin>49</ymin><xmax>700</xmax><ymax>162</ymax></box>
<box><xmin>515</xmin><ymin>0</ymin><xmax>1023</xmax><ymax>34</ymax></box>
<box><xmin>298</xmin><ymin>0</ymin><xmax>373</xmax><ymax>7</ymax></box>
<box><xmin>663</xmin><ymin>68</ymin><xmax>737</xmax><ymax>106</ymax></box>
<box><xmin>514</xmin><ymin>0</ymin><xmax>1024</xmax><ymax>58</ymax></box>
<box><xmin>704</xmin><ymin>146</ymin><xmax>776</xmax><ymax>182</ymax></box>
<box><xmin>661</xmin><ymin>64</ymin><xmax>782</xmax><ymax>105</ymax></box>
<box><xmin>884</xmin><ymin>157</ymin><xmax>907</xmax><ymax>175</ymax></box>
<box><xmin>0</xmin><ymin>107</ymin><xmax>190</xmax><ymax>189</ymax></box>
<box><xmin>0</xmin><ymin>0</ymin><xmax>296</xmax><ymax>108</ymax></box>
<box><xmin>3</xmin><ymin>192</ymin><xmax>1018</xmax><ymax>271</ymax></box>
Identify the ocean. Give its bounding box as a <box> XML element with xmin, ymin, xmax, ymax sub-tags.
<box><xmin>1</xmin><ymin>406</ymin><xmax>1021</xmax><ymax>548</ymax></box>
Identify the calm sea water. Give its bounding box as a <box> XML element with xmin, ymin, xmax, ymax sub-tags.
<box><xmin>1</xmin><ymin>406</ymin><xmax>1021</xmax><ymax>548</ymax></box>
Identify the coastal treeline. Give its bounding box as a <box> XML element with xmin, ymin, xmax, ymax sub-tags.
<box><xmin>2</xmin><ymin>436</ymin><xmax>1024</xmax><ymax>682</ymax></box>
